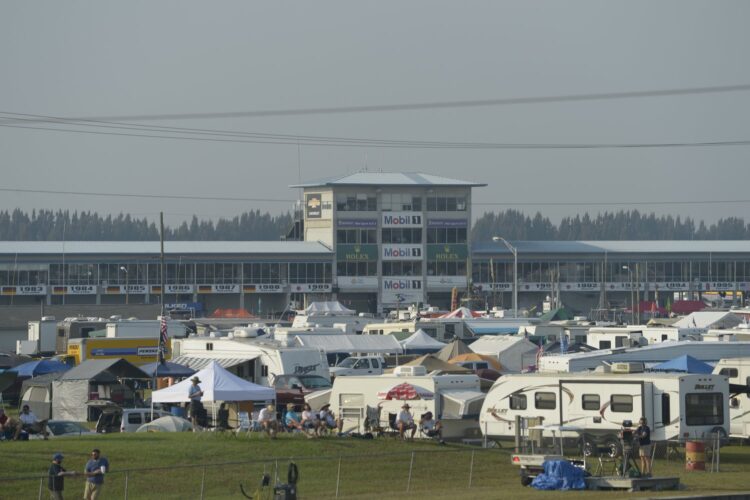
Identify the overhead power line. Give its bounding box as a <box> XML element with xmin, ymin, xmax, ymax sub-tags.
<box><xmin>2</xmin><ymin>83</ymin><xmax>750</xmax><ymax>122</ymax></box>
<box><xmin>0</xmin><ymin>187</ymin><xmax>295</xmax><ymax>203</ymax></box>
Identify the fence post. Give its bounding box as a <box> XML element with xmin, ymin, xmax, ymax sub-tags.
<box><xmin>335</xmin><ymin>455</ymin><xmax>342</xmax><ymax>498</ymax></box>
<box><xmin>124</xmin><ymin>471</ymin><xmax>129</xmax><ymax>500</ymax></box>
<box><xmin>37</xmin><ymin>478</ymin><xmax>43</xmax><ymax>500</ymax></box>
<box><xmin>468</xmin><ymin>450</ymin><xmax>475</xmax><ymax>488</ymax></box>
<box><xmin>406</xmin><ymin>451</ymin><xmax>415</xmax><ymax>492</ymax></box>
<box><xmin>199</xmin><ymin>466</ymin><xmax>206</xmax><ymax>500</ymax></box>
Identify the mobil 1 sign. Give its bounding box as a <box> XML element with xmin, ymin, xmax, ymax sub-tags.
<box><xmin>382</xmin><ymin>277</ymin><xmax>423</xmax><ymax>304</ymax></box>
<box><xmin>382</xmin><ymin>212</ymin><xmax>422</xmax><ymax>228</ymax></box>
<box><xmin>382</xmin><ymin>245</ymin><xmax>422</xmax><ymax>261</ymax></box>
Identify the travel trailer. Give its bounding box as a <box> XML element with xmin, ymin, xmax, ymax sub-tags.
<box><xmin>171</xmin><ymin>336</ymin><xmax>330</xmax><ymax>386</ymax></box>
<box><xmin>480</xmin><ymin>369</ymin><xmax>730</xmax><ymax>453</ymax></box>
<box><xmin>329</xmin><ymin>367</ymin><xmax>485</xmax><ymax>440</ymax></box>
<box><xmin>585</xmin><ymin>326</ymin><xmax>646</xmax><ymax>350</ymax></box>
<box><xmin>363</xmin><ymin>317</ymin><xmax>474</xmax><ymax>342</ymax></box>
<box><xmin>641</xmin><ymin>327</ymin><xmax>702</xmax><ymax>345</ymax></box>
<box><xmin>713</xmin><ymin>358</ymin><xmax>750</xmax><ymax>439</ymax></box>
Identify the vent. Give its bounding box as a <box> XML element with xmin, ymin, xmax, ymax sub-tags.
<box><xmin>611</xmin><ymin>362</ymin><xmax>644</xmax><ymax>374</ymax></box>
<box><xmin>393</xmin><ymin>366</ymin><xmax>427</xmax><ymax>376</ymax></box>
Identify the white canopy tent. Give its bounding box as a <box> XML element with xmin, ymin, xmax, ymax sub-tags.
<box><xmin>399</xmin><ymin>329</ymin><xmax>447</xmax><ymax>354</ymax></box>
<box><xmin>303</xmin><ymin>301</ymin><xmax>355</xmax><ymax>315</ymax></box>
<box><xmin>294</xmin><ymin>334</ymin><xmax>403</xmax><ymax>354</ymax></box>
<box><xmin>151</xmin><ymin>361</ymin><xmax>275</xmax><ymax>403</ymax></box>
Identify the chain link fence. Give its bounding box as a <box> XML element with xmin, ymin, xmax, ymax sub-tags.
<box><xmin>4</xmin><ymin>448</ymin><xmax>509</xmax><ymax>499</ymax></box>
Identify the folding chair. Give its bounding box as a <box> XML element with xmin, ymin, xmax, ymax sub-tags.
<box><xmin>235</xmin><ymin>411</ymin><xmax>252</xmax><ymax>437</ymax></box>
<box><xmin>365</xmin><ymin>406</ymin><xmax>385</xmax><ymax>437</ymax></box>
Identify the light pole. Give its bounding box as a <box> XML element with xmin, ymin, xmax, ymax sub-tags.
<box><xmin>622</xmin><ymin>265</ymin><xmax>634</xmax><ymax>324</ymax></box>
<box><xmin>493</xmin><ymin>236</ymin><xmax>518</xmax><ymax>318</ymax></box>
<box><xmin>120</xmin><ymin>266</ymin><xmax>129</xmax><ymax>305</ymax></box>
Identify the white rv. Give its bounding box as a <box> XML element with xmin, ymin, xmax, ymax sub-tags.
<box><xmin>641</xmin><ymin>327</ymin><xmax>702</xmax><ymax>345</ymax></box>
<box><xmin>171</xmin><ymin>336</ymin><xmax>330</xmax><ymax>386</ymax></box>
<box><xmin>586</xmin><ymin>326</ymin><xmax>645</xmax><ymax>350</ymax></box>
<box><xmin>480</xmin><ymin>369</ymin><xmax>730</xmax><ymax>452</ymax></box>
<box><xmin>713</xmin><ymin>358</ymin><xmax>750</xmax><ymax>439</ymax></box>
<box><xmin>363</xmin><ymin>318</ymin><xmax>474</xmax><ymax>342</ymax></box>
<box><xmin>329</xmin><ymin>367</ymin><xmax>485</xmax><ymax>440</ymax></box>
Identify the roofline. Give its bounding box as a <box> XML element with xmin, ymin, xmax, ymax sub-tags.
<box><xmin>289</xmin><ymin>172</ymin><xmax>487</xmax><ymax>188</ymax></box>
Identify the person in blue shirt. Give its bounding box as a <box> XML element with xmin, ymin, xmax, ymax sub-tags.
<box><xmin>83</xmin><ymin>448</ymin><xmax>109</xmax><ymax>500</ymax></box>
<box><xmin>284</xmin><ymin>403</ymin><xmax>303</xmax><ymax>432</ymax></box>
<box><xmin>637</xmin><ymin>417</ymin><xmax>652</xmax><ymax>476</ymax></box>
<box><xmin>188</xmin><ymin>376</ymin><xmax>204</xmax><ymax>431</ymax></box>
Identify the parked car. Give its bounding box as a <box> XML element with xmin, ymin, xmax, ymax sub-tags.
<box><xmin>44</xmin><ymin>420</ymin><xmax>95</xmax><ymax>438</ymax></box>
<box><xmin>273</xmin><ymin>374</ymin><xmax>332</xmax><ymax>410</ymax></box>
<box><xmin>96</xmin><ymin>406</ymin><xmax>171</xmax><ymax>433</ymax></box>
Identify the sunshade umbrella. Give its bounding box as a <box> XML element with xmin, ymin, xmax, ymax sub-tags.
<box><xmin>136</xmin><ymin>415</ymin><xmax>194</xmax><ymax>432</ymax></box>
<box><xmin>9</xmin><ymin>359</ymin><xmax>70</xmax><ymax>377</ymax></box>
<box><xmin>377</xmin><ymin>382</ymin><xmax>434</xmax><ymax>400</ymax></box>
<box><xmin>139</xmin><ymin>361</ymin><xmax>196</xmax><ymax>378</ymax></box>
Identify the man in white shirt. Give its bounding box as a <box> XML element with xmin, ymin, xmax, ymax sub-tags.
<box><xmin>15</xmin><ymin>404</ymin><xmax>48</xmax><ymax>440</ymax></box>
<box><xmin>419</xmin><ymin>411</ymin><xmax>444</xmax><ymax>444</ymax></box>
<box><xmin>395</xmin><ymin>403</ymin><xmax>416</xmax><ymax>440</ymax></box>
<box><xmin>258</xmin><ymin>404</ymin><xmax>278</xmax><ymax>438</ymax></box>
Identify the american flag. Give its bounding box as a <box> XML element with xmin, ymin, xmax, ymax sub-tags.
<box><xmin>159</xmin><ymin>315</ymin><xmax>169</xmax><ymax>360</ymax></box>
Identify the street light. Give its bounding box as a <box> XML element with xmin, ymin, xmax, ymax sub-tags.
<box><xmin>493</xmin><ymin>236</ymin><xmax>518</xmax><ymax>318</ymax></box>
<box><xmin>120</xmin><ymin>266</ymin><xmax>129</xmax><ymax>305</ymax></box>
<box><xmin>622</xmin><ymin>265</ymin><xmax>634</xmax><ymax>324</ymax></box>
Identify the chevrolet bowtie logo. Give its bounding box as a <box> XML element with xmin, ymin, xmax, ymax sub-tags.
<box><xmin>307</xmin><ymin>197</ymin><xmax>321</xmax><ymax>208</ymax></box>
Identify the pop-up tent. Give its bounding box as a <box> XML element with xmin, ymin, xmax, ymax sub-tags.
<box><xmin>435</xmin><ymin>339</ymin><xmax>472</xmax><ymax>362</ymax></box>
<box><xmin>151</xmin><ymin>361</ymin><xmax>275</xmax><ymax>403</ymax></box>
<box><xmin>652</xmin><ymin>355</ymin><xmax>713</xmax><ymax>374</ymax></box>
<box><xmin>399</xmin><ymin>330</ymin><xmax>447</xmax><ymax>354</ymax></box>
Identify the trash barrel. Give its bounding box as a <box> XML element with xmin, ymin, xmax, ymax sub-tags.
<box><xmin>170</xmin><ymin>406</ymin><xmax>185</xmax><ymax>418</ymax></box>
<box><xmin>685</xmin><ymin>441</ymin><xmax>705</xmax><ymax>471</ymax></box>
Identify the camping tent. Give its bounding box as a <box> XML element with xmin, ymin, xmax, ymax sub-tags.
<box><xmin>19</xmin><ymin>372</ymin><xmax>65</xmax><ymax>420</ymax></box>
<box><xmin>136</xmin><ymin>415</ymin><xmax>193</xmax><ymax>432</ymax></box>
<box><xmin>439</xmin><ymin>307</ymin><xmax>481</xmax><ymax>319</ymax></box>
<box><xmin>139</xmin><ymin>361</ymin><xmax>196</xmax><ymax>378</ymax></box>
<box><xmin>652</xmin><ymin>355</ymin><xmax>713</xmax><ymax>374</ymax></box>
<box><xmin>10</xmin><ymin>359</ymin><xmax>70</xmax><ymax>378</ymax></box>
<box><xmin>469</xmin><ymin>335</ymin><xmax>539</xmax><ymax>373</ymax></box>
<box><xmin>402</xmin><ymin>355</ymin><xmax>471</xmax><ymax>374</ymax></box>
<box><xmin>399</xmin><ymin>330</ymin><xmax>446</xmax><ymax>354</ymax></box>
<box><xmin>435</xmin><ymin>339</ymin><xmax>472</xmax><ymax>362</ymax></box>
<box><xmin>52</xmin><ymin>359</ymin><xmax>149</xmax><ymax>421</ymax></box>
<box><xmin>151</xmin><ymin>361</ymin><xmax>275</xmax><ymax>403</ymax></box>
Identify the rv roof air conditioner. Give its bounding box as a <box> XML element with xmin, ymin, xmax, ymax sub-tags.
<box><xmin>611</xmin><ymin>362</ymin><xmax>645</xmax><ymax>374</ymax></box>
<box><xmin>394</xmin><ymin>366</ymin><xmax>427</xmax><ymax>377</ymax></box>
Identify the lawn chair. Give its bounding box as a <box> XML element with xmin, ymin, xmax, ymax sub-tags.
<box><xmin>235</xmin><ymin>411</ymin><xmax>252</xmax><ymax>437</ymax></box>
<box><xmin>385</xmin><ymin>412</ymin><xmax>400</xmax><ymax>438</ymax></box>
<box><xmin>365</xmin><ymin>406</ymin><xmax>385</xmax><ymax>437</ymax></box>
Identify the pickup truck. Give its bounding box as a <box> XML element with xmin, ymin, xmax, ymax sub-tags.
<box><xmin>328</xmin><ymin>355</ymin><xmax>386</xmax><ymax>377</ymax></box>
<box><xmin>273</xmin><ymin>374</ymin><xmax>333</xmax><ymax>410</ymax></box>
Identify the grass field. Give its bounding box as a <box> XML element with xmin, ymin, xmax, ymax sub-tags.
<box><xmin>2</xmin><ymin>432</ymin><xmax>750</xmax><ymax>499</ymax></box>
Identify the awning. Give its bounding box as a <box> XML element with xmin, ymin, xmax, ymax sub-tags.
<box><xmin>440</xmin><ymin>390</ymin><xmax>485</xmax><ymax>418</ymax></box>
<box><xmin>170</xmin><ymin>355</ymin><xmax>257</xmax><ymax>371</ymax></box>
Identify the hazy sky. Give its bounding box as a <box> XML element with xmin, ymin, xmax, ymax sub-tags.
<box><xmin>2</xmin><ymin>1</ymin><xmax>750</xmax><ymax>228</ymax></box>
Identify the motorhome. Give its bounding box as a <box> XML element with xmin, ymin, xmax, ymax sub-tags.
<box><xmin>171</xmin><ymin>336</ymin><xmax>330</xmax><ymax>386</ymax></box>
<box><xmin>480</xmin><ymin>369</ymin><xmax>730</xmax><ymax>452</ymax></box>
<box><xmin>713</xmin><ymin>358</ymin><xmax>750</xmax><ymax>439</ymax></box>
<box><xmin>585</xmin><ymin>326</ymin><xmax>645</xmax><ymax>350</ymax></box>
<box><xmin>329</xmin><ymin>366</ymin><xmax>485</xmax><ymax>440</ymax></box>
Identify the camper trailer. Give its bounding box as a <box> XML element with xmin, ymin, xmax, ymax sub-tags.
<box><xmin>713</xmin><ymin>358</ymin><xmax>750</xmax><ymax>439</ymax></box>
<box><xmin>480</xmin><ymin>369</ymin><xmax>730</xmax><ymax>452</ymax></box>
<box><xmin>329</xmin><ymin>367</ymin><xmax>485</xmax><ymax>440</ymax></box>
<box><xmin>586</xmin><ymin>326</ymin><xmax>645</xmax><ymax>350</ymax></box>
<box><xmin>171</xmin><ymin>336</ymin><xmax>330</xmax><ymax>386</ymax></box>
<box><xmin>363</xmin><ymin>317</ymin><xmax>473</xmax><ymax>342</ymax></box>
<box><xmin>642</xmin><ymin>327</ymin><xmax>702</xmax><ymax>345</ymax></box>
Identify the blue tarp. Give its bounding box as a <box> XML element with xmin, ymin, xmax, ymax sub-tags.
<box><xmin>9</xmin><ymin>359</ymin><xmax>70</xmax><ymax>377</ymax></box>
<box><xmin>652</xmin><ymin>354</ymin><xmax>713</xmax><ymax>374</ymax></box>
<box><xmin>531</xmin><ymin>460</ymin><xmax>587</xmax><ymax>491</ymax></box>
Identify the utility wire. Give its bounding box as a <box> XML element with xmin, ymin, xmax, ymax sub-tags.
<box><xmin>2</xmin><ymin>83</ymin><xmax>750</xmax><ymax>122</ymax></box>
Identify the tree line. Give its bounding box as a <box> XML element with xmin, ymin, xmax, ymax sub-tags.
<box><xmin>0</xmin><ymin>208</ymin><xmax>747</xmax><ymax>241</ymax></box>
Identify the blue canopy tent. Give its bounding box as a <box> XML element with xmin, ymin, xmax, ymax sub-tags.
<box><xmin>139</xmin><ymin>361</ymin><xmax>196</xmax><ymax>378</ymax></box>
<box><xmin>652</xmin><ymin>355</ymin><xmax>713</xmax><ymax>374</ymax></box>
<box><xmin>9</xmin><ymin>359</ymin><xmax>70</xmax><ymax>377</ymax></box>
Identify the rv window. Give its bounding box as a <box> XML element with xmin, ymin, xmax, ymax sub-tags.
<box><xmin>339</xmin><ymin>393</ymin><xmax>364</xmax><ymax>407</ymax></box>
<box><xmin>510</xmin><ymin>394</ymin><xmax>527</xmax><ymax>410</ymax></box>
<box><xmin>599</xmin><ymin>341</ymin><xmax>611</xmax><ymax>349</ymax></box>
<box><xmin>615</xmin><ymin>336</ymin><xmax>627</xmax><ymax>348</ymax></box>
<box><xmin>535</xmin><ymin>392</ymin><xmax>556</xmax><ymax>410</ymax></box>
<box><xmin>57</xmin><ymin>328</ymin><xmax>65</xmax><ymax>337</ymax></box>
<box><xmin>582</xmin><ymin>394</ymin><xmax>600</xmax><ymax>411</ymax></box>
<box><xmin>747</xmin><ymin>377</ymin><xmax>750</xmax><ymax>398</ymax></box>
<box><xmin>685</xmin><ymin>393</ymin><xmax>723</xmax><ymax>426</ymax></box>
<box><xmin>661</xmin><ymin>393</ymin><xmax>671</xmax><ymax>425</ymax></box>
<box><xmin>206</xmin><ymin>343</ymin><xmax>214</xmax><ymax>351</ymax></box>
<box><xmin>261</xmin><ymin>365</ymin><xmax>269</xmax><ymax>377</ymax></box>
<box><xmin>719</xmin><ymin>368</ymin><xmax>738</xmax><ymax>379</ymax></box>
<box><xmin>610</xmin><ymin>395</ymin><xmax>633</xmax><ymax>413</ymax></box>
<box><xmin>661</xmin><ymin>334</ymin><xmax>668</xmax><ymax>342</ymax></box>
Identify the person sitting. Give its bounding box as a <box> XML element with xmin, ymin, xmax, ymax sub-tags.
<box><xmin>284</xmin><ymin>403</ymin><xmax>304</xmax><ymax>432</ymax></box>
<box><xmin>15</xmin><ymin>404</ymin><xmax>48</xmax><ymax>440</ymax></box>
<box><xmin>300</xmin><ymin>403</ymin><xmax>319</xmax><ymax>436</ymax></box>
<box><xmin>258</xmin><ymin>404</ymin><xmax>279</xmax><ymax>438</ymax></box>
<box><xmin>216</xmin><ymin>403</ymin><xmax>230</xmax><ymax>431</ymax></box>
<box><xmin>318</xmin><ymin>404</ymin><xmax>343</xmax><ymax>436</ymax></box>
<box><xmin>419</xmin><ymin>411</ymin><xmax>444</xmax><ymax>444</ymax></box>
<box><xmin>0</xmin><ymin>408</ymin><xmax>18</xmax><ymax>440</ymax></box>
<box><xmin>395</xmin><ymin>403</ymin><xmax>416</xmax><ymax>440</ymax></box>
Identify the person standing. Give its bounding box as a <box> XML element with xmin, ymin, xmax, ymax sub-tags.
<box><xmin>48</xmin><ymin>453</ymin><xmax>76</xmax><ymax>500</ymax></box>
<box><xmin>188</xmin><ymin>376</ymin><xmax>204</xmax><ymax>431</ymax></box>
<box><xmin>83</xmin><ymin>448</ymin><xmax>109</xmax><ymax>500</ymax></box>
<box><xmin>637</xmin><ymin>417</ymin><xmax>652</xmax><ymax>476</ymax></box>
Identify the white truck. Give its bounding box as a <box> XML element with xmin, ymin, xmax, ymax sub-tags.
<box><xmin>329</xmin><ymin>355</ymin><xmax>386</xmax><ymax>377</ymax></box>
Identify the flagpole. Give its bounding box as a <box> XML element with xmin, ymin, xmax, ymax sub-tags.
<box><xmin>152</xmin><ymin>212</ymin><xmax>166</xmax><ymax>419</ymax></box>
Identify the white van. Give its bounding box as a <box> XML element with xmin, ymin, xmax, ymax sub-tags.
<box><xmin>120</xmin><ymin>409</ymin><xmax>171</xmax><ymax>432</ymax></box>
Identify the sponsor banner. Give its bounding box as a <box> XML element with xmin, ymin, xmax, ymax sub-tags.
<box><xmin>291</xmin><ymin>283</ymin><xmax>332</xmax><ymax>293</ymax></box>
<box><xmin>427</xmin><ymin>276</ymin><xmax>468</xmax><ymax>288</ymax></box>
<box><xmin>604</xmin><ymin>282</ymin><xmax>645</xmax><ymax>291</ymax></box>
<box><xmin>337</xmin><ymin>244</ymin><xmax>378</xmax><ymax>262</ymax></box>
<box><xmin>476</xmin><ymin>283</ymin><xmax>513</xmax><ymax>292</ymax></box>
<box><xmin>382</xmin><ymin>244</ymin><xmax>423</xmax><ymax>261</ymax></box>
<box><xmin>427</xmin><ymin>218</ymin><xmax>468</xmax><ymax>228</ymax></box>
<box><xmin>520</xmin><ymin>282</ymin><xmax>553</xmax><ymax>292</ymax></box>
<box><xmin>382</xmin><ymin>277</ymin><xmax>423</xmax><ymax>305</ymax></box>
<box><xmin>426</xmin><ymin>244</ymin><xmax>468</xmax><ymax>261</ymax></box>
<box><xmin>243</xmin><ymin>283</ymin><xmax>285</xmax><ymax>293</ymax></box>
<box><xmin>305</xmin><ymin>193</ymin><xmax>322</xmax><ymax>219</ymax></box>
<box><xmin>561</xmin><ymin>282</ymin><xmax>601</xmax><ymax>292</ymax></box>
<box><xmin>337</xmin><ymin>218</ymin><xmax>377</xmax><ymax>228</ymax></box>
<box><xmin>381</xmin><ymin>212</ymin><xmax>422</xmax><ymax>228</ymax></box>
<box><xmin>53</xmin><ymin>285</ymin><xmax>97</xmax><ymax>295</ymax></box>
<box><xmin>338</xmin><ymin>276</ymin><xmax>379</xmax><ymax>289</ymax></box>
<box><xmin>197</xmin><ymin>284</ymin><xmax>240</xmax><ymax>294</ymax></box>
<box><xmin>1</xmin><ymin>285</ymin><xmax>47</xmax><ymax>296</ymax></box>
